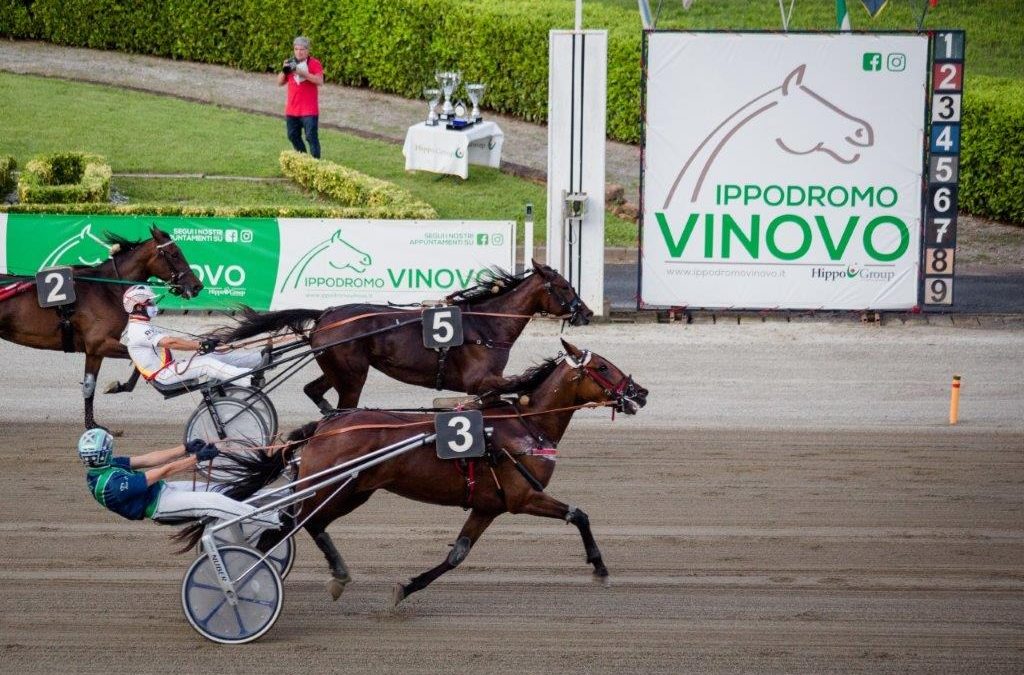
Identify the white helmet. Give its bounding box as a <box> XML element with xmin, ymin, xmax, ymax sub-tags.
<box><xmin>122</xmin><ymin>284</ymin><xmax>157</xmax><ymax>313</ymax></box>
<box><xmin>78</xmin><ymin>428</ymin><xmax>114</xmax><ymax>467</ymax></box>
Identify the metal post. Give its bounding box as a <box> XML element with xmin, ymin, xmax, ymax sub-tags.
<box><xmin>524</xmin><ymin>203</ymin><xmax>534</xmax><ymax>272</ymax></box>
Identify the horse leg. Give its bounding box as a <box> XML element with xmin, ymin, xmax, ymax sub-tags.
<box><xmin>514</xmin><ymin>491</ymin><xmax>609</xmax><ymax>581</ymax></box>
<box><xmin>105</xmin><ymin>366</ymin><xmax>140</xmax><ymax>394</ymax></box>
<box><xmin>305</xmin><ymin>491</ymin><xmax>372</xmax><ymax>600</ymax></box>
<box><xmin>392</xmin><ymin>509</ymin><xmax>496</xmax><ymax>607</ymax></box>
<box><xmin>303</xmin><ymin>375</ymin><xmax>334</xmax><ymax>414</ymax></box>
<box><xmin>82</xmin><ymin>354</ymin><xmax>103</xmax><ymax>430</ymax></box>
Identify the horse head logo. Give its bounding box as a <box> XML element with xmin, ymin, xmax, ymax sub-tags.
<box><xmin>280</xmin><ymin>229</ymin><xmax>373</xmax><ymax>291</ymax></box>
<box><xmin>40</xmin><ymin>224</ymin><xmax>112</xmax><ymax>268</ymax></box>
<box><xmin>663</xmin><ymin>64</ymin><xmax>875</xmax><ymax>207</ymax></box>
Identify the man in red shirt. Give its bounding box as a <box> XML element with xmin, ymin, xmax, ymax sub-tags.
<box><xmin>278</xmin><ymin>36</ymin><xmax>324</xmax><ymax>158</ymax></box>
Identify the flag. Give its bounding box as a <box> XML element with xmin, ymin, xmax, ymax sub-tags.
<box><xmin>837</xmin><ymin>0</ymin><xmax>852</xmax><ymax>30</ymax></box>
<box><xmin>860</xmin><ymin>0</ymin><xmax>888</xmax><ymax>18</ymax></box>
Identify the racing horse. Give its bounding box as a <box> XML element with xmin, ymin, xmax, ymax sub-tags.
<box><xmin>199</xmin><ymin>339</ymin><xmax>647</xmax><ymax>605</ymax></box>
<box><xmin>0</xmin><ymin>225</ymin><xmax>202</xmax><ymax>429</ymax></box>
<box><xmin>215</xmin><ymin>260</ymin><xmax>593</xmax><ymax>411</ymax></box>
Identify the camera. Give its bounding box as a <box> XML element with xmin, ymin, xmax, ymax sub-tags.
<box><xmin>282</xmin><ymin>57</ymin><xmax>298</xmax><ymax>74</ymax></box>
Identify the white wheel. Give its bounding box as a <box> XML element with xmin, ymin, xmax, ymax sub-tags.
<box><xmin>218</xmin><ymin>385</ymin><xmax>278</xmax><ymax>439</ymax></box>
<box><xmin>181</xmin><ymin>545</ymin><xmax>283</xmax><ymax>645</ymax></box>
<box><xmin>206</xmin><ymin>530</ymin><xmax>296</xmax><ymax>579</ymax></box>
<box><xmin>185</xmin><ymin>399</ymin><xmax>270</xmax><ymax>483</ymax></box>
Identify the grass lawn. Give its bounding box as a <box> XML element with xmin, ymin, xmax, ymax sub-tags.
<box><xmin>595</xmin><ymin>0</ymin><xmax>1023</xmax><ymax>79</ymax></box>
<box><xmin>0</xmin><ymin>73</ymin><xmax>639</xmax><ymax>247</ymax></box>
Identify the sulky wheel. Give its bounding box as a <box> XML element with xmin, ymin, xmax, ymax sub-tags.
<box><xmin>181</xmin><ymin>545</ymin><xmax>283</xmax><ymax>645</ymax></box>
<box><xmin>217</xmin><ymin>385</ymin><xmax>279</xmax><ymax>440</ymax></box>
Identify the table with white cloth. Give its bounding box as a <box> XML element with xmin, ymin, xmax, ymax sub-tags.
<box><xmin>402</xmin><ymin>121</ymin><xmax>504</xmax><ymax>179</ymax></box>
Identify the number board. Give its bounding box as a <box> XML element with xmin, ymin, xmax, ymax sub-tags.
<box><xmin>35</xmin><ymin>266</ymin><xmax>76</xmax><ymax>308</ymax></box>
<box><xmin>422</xmin><ymin>306</ymin><xmax>464</xmax><ymax>349</ymax></box>
<box><xmin>922</xmin><ymin>30</ymin><xmax>964</xmax><ymax>307</ymax></box>
<box><xmin>435</xmin><ymin>410</ymin><xmax>486</xmax><ymax>459</ymax></box>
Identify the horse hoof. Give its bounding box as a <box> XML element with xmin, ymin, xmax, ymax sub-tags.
<box><xmin>593</xmin><ymin>568</ymin><xmax>611</xmax><ymax>587</ymax></box>
<box><xmin>110</xmin><ymin>429</ymin><xmax>125</xmax><ymax>438</ymax></box>
<box><xmin>103</xmin><ymin>381</ymin><xmax>121</xmax><ymax>394</ymax></box>
<box><xmin>327</xmin><ymin>576</ymin><xmax>349</xmax><ymax>601</ymax></box>
<box><xmin>390</xmin><ymin>582</ymin><xmax>407</xmax><ymax>608</ymax></box>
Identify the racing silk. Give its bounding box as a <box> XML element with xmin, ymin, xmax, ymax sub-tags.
<box><xmin>85</xmin><ymin>456</ymin><xmax>164</xmax><ymax>520</ymax></box>
<box><xmin>121</xmin><ymin>317</ymin><xmax>172</xmax><ymax>380</ymax></box>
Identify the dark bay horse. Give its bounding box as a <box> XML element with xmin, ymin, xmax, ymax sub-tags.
<box><xmin>216</xmin><ymin>261</ymin><xmax>593</xmax><ymax>411</ymax></box>
<box><xmin>0</xmin><ymin>226</ymin><xmax>202</xmax><ymax>428</ymax></box>
<box><xmin>206</xmin><ymin>339</ymin><xmax>647</xmax><ymax>605</ymax></box>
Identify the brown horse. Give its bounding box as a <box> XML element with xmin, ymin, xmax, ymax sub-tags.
<box><xmin>216</xmin><ymin>261</ymin><xmax>593</xmax><ymax>412</ymax></box>
<box><xmin>208</xmin><ymin>339</ymin><xmax>647</xmax><ymax>605</ymax></box>
<box><xmin>0</xmin><ymin>225</ymin><xmax>202</xmax><ymax>428</ymax></box>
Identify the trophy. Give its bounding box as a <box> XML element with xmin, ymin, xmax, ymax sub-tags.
<box><xmin>423</xmin><ymin>87</ymin><xmax>441</xmax><ymax>126</ymax></box>
<box><xmin>435</xmin><ymin>70</ymin><xmax>461</xmax><ymax>120</ymax></box>
<box><xmin>466</xmin><ymin>83</ymin><xmax>486</xmax><ymax>122</ymax></box>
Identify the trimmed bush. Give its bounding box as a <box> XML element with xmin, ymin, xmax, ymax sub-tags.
<box><xmin>0</xmin><ymin>156</ymin><xmax>16</xmax><ymax>197</ymax></box>
<box><xmin>959</xmin><ymin>77</ymin><xmax>1024</xmax><ymax>224</ymax></box>
<box><xmin>18</xmin><ymin>152</ymin><xmax>112</xmax><ymax>204</ymax></box>
<box><xmin>279</xmin><ymin>151</ymin><xmax>437</xmax><ymax>216</ymax></box>
<box><xmin>0</xmin><ymin>202</ymin><xmax>437</xmax><ymax>218</ymax></box>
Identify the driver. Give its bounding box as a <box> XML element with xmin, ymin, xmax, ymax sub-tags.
<box><xmin>121</xmin><ymin>284</ymin><xmax>263</xmax><ymax>387</ymax></box>
<box><xmin>78</xmin><ymin>428</ymin><xmax>281</xmax><ymax>529</ymax></box>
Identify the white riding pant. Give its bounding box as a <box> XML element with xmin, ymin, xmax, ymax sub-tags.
<box><xmin>152</xmin><ymin>481</ymin><xmax>280</xmax><ymax>530</ymax></box>
<box><xmin>154</xmin><ymin>350</ymin><xmax>262</xmax><ymax>386</ymax></box>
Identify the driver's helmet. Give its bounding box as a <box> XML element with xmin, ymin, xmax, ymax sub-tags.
<box><xmin>77</xmin><ymin>428</ymin><xmax>114</xmax><ymax>468</ymax></box>
<box><xmin>122</xmin><ymin>284</ymin><xmax>156</xmax><ymax>313</ymax></box>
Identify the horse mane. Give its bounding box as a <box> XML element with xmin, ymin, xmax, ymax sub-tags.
<box><xmin>445</xmin><ymin>267</ymin><xmax>532</xmax><ymax>305</ymax></box>
<box><xmin>102</xmin><ymin>231</ymin><xmax>146</xmax><ymax>253</ymax></box>
<box><xmin>484</xmin><ymin>356</ymin><xmax>561</xmax><ymax>397</ymax></box>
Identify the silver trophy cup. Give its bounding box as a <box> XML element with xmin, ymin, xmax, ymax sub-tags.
<box><xmin>435</xmin><ymin>70</ymin><xmax>461</xmax><ymax>120</ymax></box>
<box><xmin>466</xmin><ymin>83</ymin><xmax>486</xmax><ymax>121</ymax></box>
<box><xmin>423</xmin><ymin>87</ymin><xmax>441</xmax><ymax>126</ymax></box>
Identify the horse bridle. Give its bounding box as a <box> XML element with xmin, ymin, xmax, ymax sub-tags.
<box><xmin>543</xmin><ymin>279</ymin><xmax>585</xmax><ymax>325</ymax></box>
<box><xmin>563</xmin><ymin>350</ymin><xmax>642</xmax><ymax>412</ymax></box>
<box><xmin>155</xmin><ymin>240</ymin><xmax>190</xmax><ymax>295</ymax></box>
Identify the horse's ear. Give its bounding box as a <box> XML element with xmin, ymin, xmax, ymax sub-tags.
<box><xmin>531</xmin><ymin>258</ymin><xmax>544</xmax><ymax>272</ymax></box>
<box><xmin>150</xmin><ymin>225</ymin><xmax>166</xmax><ymax>240</ymax></box>
<box><xmin>560</xmin><ymin>338</ymin><xmax>582</xmax><ymax>358</ymax></box>
<box><xmin>781</xmin><ymin>65</ymin><xmax>806</xmax><ymax>96</ymax></box>
<box><xmin>330</xmin><ymin>229</ymin><xmax>342</xmax><ymax>242</ymax></box>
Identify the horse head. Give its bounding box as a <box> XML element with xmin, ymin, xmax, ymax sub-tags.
<box><xmin>326</xmin><ymin>230</ymin><xmax>372</xmax><ymax>274</ymax></box>
<box><xmin>774</xmin><ymin>64</ymin><xmax>874</xmax><ymax>164</ymax></box>
<box><xmin>528</xmin><ymin>260</ymin><xmax>593</xmax><ymax>326</ymax></box>
<box><xmin>136</xmin><ymin>226</ymin><xmax>203</xmax><ymax>298</ymax></box>
<box><xmin>560</xmin><ymin>338</ymin><xmax>648</xmax><ymax>414</ymax></box>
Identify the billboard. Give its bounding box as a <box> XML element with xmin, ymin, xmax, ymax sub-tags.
<box><xmin>641</xmin><ymin>32</ymin><xmax>929</xmax><ymax>310</ymax></box>
<box><xmin>0</xmin><ymin>214</ymin><xmax>515</xmax><ymax>310</ymax></box>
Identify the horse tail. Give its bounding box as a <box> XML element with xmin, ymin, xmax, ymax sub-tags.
<box><xmin>212</xmin><ymin>306</ymin><xmax>323</xmax><ymax>343</ymax></box>
<box><xmin>172</xmin><ymin>423</ymin><xmax>319</xmax><ymax>552</ymax></box>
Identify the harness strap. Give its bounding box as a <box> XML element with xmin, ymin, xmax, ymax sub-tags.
<box><xmin>435</xmin><ymin>347</ymin><xmax>449</xmax><ymax>390</ymax></box>
<box><xmin>455</xmin><ymin>459</ymin><xmax>476</xmax><ymax>510</ymax></box>
<box><xmin>56</xmin><ymin>304</ymin><xmax>76</xmax><ymax>353</ymax></box>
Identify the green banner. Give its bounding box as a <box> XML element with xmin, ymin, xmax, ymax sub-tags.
<box><xmin>1</xmin><ymin>214</ymin><xmax>280</xmax><ymax>310</ymax></box>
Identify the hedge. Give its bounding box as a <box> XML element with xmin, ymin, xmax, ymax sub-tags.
<box><xmin>0</xmin><ymin>202</ymin><xmax>437</xmax><ymax>219</ymax></box>
<box><xmin>0</xmin><ymin>156</ymin><xmax>16</xmax><ymax>197</ymax></box>
<box><xmin>18</xmin><ymin>152</ymin><xmax>111</xmax><ymax>204</ymax></box>
<box><xmin>2</xmin><ymin>0</ymin><xmax>1022</xmax><ymax>222</ymax></box>
<box><xmin>279</xmin><ymin>151</ymin><xmax>437</xmax><ymax>216</ymax></box>
<box><xmin>959</xmin><ymin>77</ymin><xmax>1024</xmax><ymax>224</ymax></box>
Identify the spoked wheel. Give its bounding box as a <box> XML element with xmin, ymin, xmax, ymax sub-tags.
<box><xmin>218</xmin><ymin>385</ymin><xmax>278</xmax><ymax>440</ymax></box>
<box><xmin>184</xmin><ymin>399</ymin><xmax>270</xmax><ymax>483</ymax></box>
<box><xmin>181</xmin><ymin>545</ymin><xmax>283</xmax><ymax>645</ymax></box>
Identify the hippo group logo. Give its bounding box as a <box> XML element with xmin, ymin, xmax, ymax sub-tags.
<box><xmin>279</xmin><ymin>229</ymin><xmax>373</xmax><ymax>291</ymax></box>
<box><xmin>663</xmin><ymin>64</ymin><xmax>875</xmax><ymax>207</ymax></box>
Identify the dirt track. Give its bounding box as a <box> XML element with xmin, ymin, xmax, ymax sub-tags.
<box><xmin>1</xmin><ymin>321</ymin><xmax>1023</xmax><ymax>672</ymax></box>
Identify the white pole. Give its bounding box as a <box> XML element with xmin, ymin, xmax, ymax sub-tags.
<box><xmin>575</xmin><ymin>0</ymin><xmax>583</xmax><ymax>31</ymax></box>
<box><xmin>524</xmin><ymin>203</ymin><xmax>534</xmax><ymax>271</ymax></box>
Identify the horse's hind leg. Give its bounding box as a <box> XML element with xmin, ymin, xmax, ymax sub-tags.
<box><xmin>515</xmin><ymin>491</ymin><xmax>609</xmax><ymax>581</ymax></box>
<box><xmin>303</xmin><ymin>375</ymin><xmax>334</xmax><ymax>414</ymax></box>
<box><xmin>392</xmin><ymin>509</ymin><xmax>496</xmax><ymax>607</ymax></box>
<box><xmin>305</xmin><ymin>491</ymin><xmax>373</xmax><ymax>600</ymax></box>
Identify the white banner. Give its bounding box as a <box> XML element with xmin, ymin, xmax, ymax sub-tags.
<box><xmin>641</xmin><ymin>33</ymin><xmax>928</xmax><ymax>310</ymax></box>
<box><xmin>272</xmin><ymin>219</ymin><xmax>515</xmax><ymax>309</ymax></box>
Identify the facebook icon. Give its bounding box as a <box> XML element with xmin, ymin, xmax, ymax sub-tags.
<box><xmin>862</xmin><ymin>52</ymin><xmax>882</xmax><ymax>71</ymax></box>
